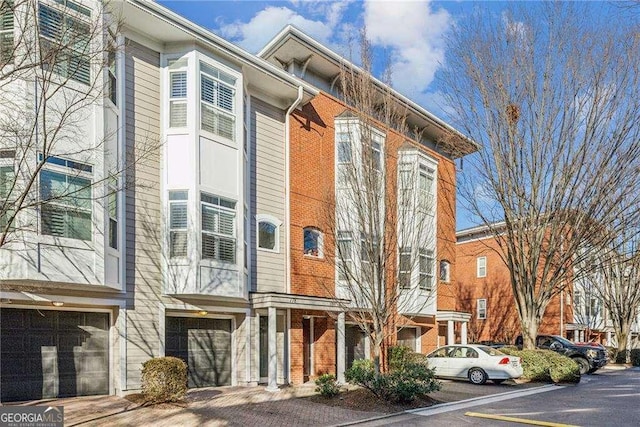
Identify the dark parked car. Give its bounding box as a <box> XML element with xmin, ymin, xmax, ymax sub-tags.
<box><xmin>515</xmin><ymin>334</ymin><xmax>608</xmax><ymax>375</ymax></box>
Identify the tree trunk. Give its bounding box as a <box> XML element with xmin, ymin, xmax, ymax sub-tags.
<box><xmin>520</xmin><ymin>312</ymin><xmax>540</xmax><ymax>350</ymax></box>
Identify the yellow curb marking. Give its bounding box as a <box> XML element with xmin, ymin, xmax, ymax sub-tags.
<box><xmin>464</xmin><ymin>412</ymin><xmax>580</xmax><ymax>427</ymax></box>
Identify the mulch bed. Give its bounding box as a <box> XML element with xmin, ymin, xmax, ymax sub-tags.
<box><xmin>306</xmin><ymin>387</ymin><xmax>439</xmax><ymax>413</ymax></box>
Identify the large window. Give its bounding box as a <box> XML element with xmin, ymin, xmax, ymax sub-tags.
<box><xmin>477</xmin><ymin>256</ymin><xmax>487</xmax><ymax>278</ymax></box>
<box><xmin>477</xmin><ymin>298</ymin><xmax>487</xmax><ymax>319</ymax></box>
<box><xmin>337</xmin><ymin>231</ymin><xmax>353</xmax><ymax>280</ymax></box>
<box><xmin>0</xmin><ymin>151</ymin><xmax>15</xmax><ymax>230</ymax></box>
<box><xmin>0</xmin><ymin>0</ymin><xmax>14</xmax><ymax>63</ymax></box>
<box><xmin>169</xmin><ymin>190</ymin><xmax>187</xmax><ymax>257</ymax></box>
<box><xmin>398</xmin><ymin>247</ymin><xmax>411</xmax><ymax>288</ymax></box>
<box><xmin>303</xmin><ymin>227</ymin><xmax>322</xmax><ymax>257</ymax></box>
<box><xmin>107</xmin><ymin>179</ymin><xmax>117</xmax><ymax>249</ymax></box>
<box><xmin>419</xmin><ymin>248</ymin><xmax>434</xmax><ymax>290</ymax></box>
<box><xmin>336</xmin><ymin>132</ymin><xmax>352</xmax><ymax>164</ymax></box>
<box><xmin>201</xmin><ymin>192</ymin><xmax>236</xmax><ymax>263</ymax></box>
<box><xmin>418</xmin><ymin>164</ymin><xmax>435</xmax><ymax>210</ymax></box>
<box><xmin>200</xmin><ymin>62</ymin><xmax>236</xmax><ymax>141</ymax></box>
<box><xmin>107</xmin><ymin>40</ymin><xmax>116</xmax><ymax>105</ymax></box>
<box><xmin>168</xmin><ymin>59</ymin><xmax>187</xmax><ymax>128</ymax></box>
<box><xmin>38</xmin><ymin>2</ymin><xmax>91</xmax><ymax>85</ymax></box>
<box><xmin>360</xmin><ymin>232</ymin><xmax>379</xmax><ymax>280</ymax></box>
<box><xmin>39</xmin><ymin>157</ymin><xmax>93</xmax><ymax>241</ymax></box>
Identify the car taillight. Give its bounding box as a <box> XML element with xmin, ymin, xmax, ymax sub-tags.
<box><xmin>499</xmin><ymin>357</ymin><xmax>511</xmax><ymax>365</ymax></box>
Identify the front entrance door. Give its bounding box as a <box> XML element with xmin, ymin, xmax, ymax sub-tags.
<box><xmin>302</xmin><ymin>318</ymin><xmax>312</xmax><ymax>382</ymax></box>
<box><xmin>259</xmin><ymin>316</ymin><xmax>268</xmax><ymax>381</ymax></box>
<box><xmin>345</xmin><ymin>324</ymin><xmax>366</xmax><ymax>368</ymax></box>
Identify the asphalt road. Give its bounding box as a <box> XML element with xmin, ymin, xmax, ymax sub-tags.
<box><xmin>353</xmin><ymin>368</ymin><xmax>640</xmax><ymax>427</ymax></box>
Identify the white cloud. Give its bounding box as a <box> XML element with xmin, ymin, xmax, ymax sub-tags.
<box><xmin>218</xmin><ymin>6</ymin><xmax>334</xmax><ymax>53</ymax></box>
<box><xmin>363</xmin><ymin>0</ymin><xmax>452</xmax><ymax>100</ymax></box>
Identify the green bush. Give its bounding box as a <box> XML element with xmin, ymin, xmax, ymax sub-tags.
<box><xmin>345</xmin><ymin>347</ymin><xmax>440</xmax><ymax>403</ymax></box>
<box><xmin>615</xmin><ymin>350</ymin><xmax>629</xmax><ymax>364</ymax></box>
<box><xmin>315</xmin><ymin>373</ymin><xmax>341</xmax><ymax>397</ymax></box>
<box><xmin>141</xmin><ymin>356</ymin><xmax>188</xmax><ymax>403</ymax></box>
<box><xmin>500</xmin><ymin>348</ymin><xmax>580</xmax><ymax>383</ymax></box>
<box><xmin>631</xmin><ymin>349</ymin><xmax>640</xmax><ymax>366</ymax></box>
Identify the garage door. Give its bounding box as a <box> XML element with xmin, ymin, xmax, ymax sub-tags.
<box><xmin>0</xmin><ymin>308</ymin><xmax>109</xmax><ymax>402</ymax></box>
<box><xmin>165</xmin><ymin>317</ymin><xmax>232</xmax><ymax>387</ymax></box>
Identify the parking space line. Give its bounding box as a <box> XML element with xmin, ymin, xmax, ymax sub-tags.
<box><xmin>465</xmin><ymin>411</ymin><xmax>579</xmax><ymax>427</ymax></box>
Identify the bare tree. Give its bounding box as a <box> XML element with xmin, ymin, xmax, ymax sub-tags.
<box><xmin>320</xmin><ymin>32</ymin><xmax>441</xmax><ymax>373</ymax></box>
<box><xmin>441</xmin><ymin>2</ymin><xmax>640</xmax><ymax>349</ymax></box>
<box><xmin>0</xmin><ymin>0</ymin><xmax>156</xmax><ymax>251</ymax></box>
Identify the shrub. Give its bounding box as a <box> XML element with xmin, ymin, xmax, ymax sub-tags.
<box><xmin>345</xmin><ymin>347</ymin><xmax>440</xmax><ymax>403</ymax></box>
<box><xmin>615</xmin><ymin>350</ymin><xmax>629</xmax><ymax>364</ymax></box>
<box><xmin>500</xmin><ymin>348</ymin><xmax>579</xmax><ymax>383</ymax></box>
<box><xmin>315</xmin><ymin>373</ymin><xmax>341</xmax><ymax>397</ymax></box>
<box><xmin>631</xmin><ymin>349</ymin><xmax>640</xmax><ymax>366</ymax></box>
<box><xmin>141</xmin><ymin>356</ymin><xmax>188</xmax><ymax>403</ymax></box>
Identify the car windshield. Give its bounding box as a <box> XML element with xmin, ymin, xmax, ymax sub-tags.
<box><xmin>477</xmin><ymin>346</ymin><xmax>505</xmax><ymax>356</ymax></box>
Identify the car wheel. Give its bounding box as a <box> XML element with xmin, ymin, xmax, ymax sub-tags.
<box><xmin>492</xmin><ymin>379</ymin><xmax>506</xmax><ymax>385</ymax></box>
<box><xmin>573</xmin><ymin>357</ymin><xmax>590</xmax><ymax>375</ymax></box>
<box><xmin>468</xmin><ymin>368</ymin><xmax>488</xmax><ymax>385</ymax></box>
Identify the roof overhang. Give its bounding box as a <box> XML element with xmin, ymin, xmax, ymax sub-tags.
<box><xmin>436</xmin><ymin>310</ymin><xmax>472</xmax><ymax>322</ymax></box>
<box><xmin>250</xmin><ymin>292</ymin><xmax>350</xmax><ymax>311</ymax></box>
<box><xmin>259</xmin><ymin>26</ymin><xmax>479</xmax><ymax>158</ymax></box>
<box><xmin>111</xmin><ymin>1</ymin><xmax>318</xmax><ymax>108</ymax></box>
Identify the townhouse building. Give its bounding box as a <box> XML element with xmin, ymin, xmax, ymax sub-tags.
<box><xmin>0</xmin><ymin>1</ymin><xmax>475</xmax><ymax>402</ymax></box>
<box><xmin>456</xmin><ymin>224</ymin><xmax>578</xmax><ymax>344</ymax></box>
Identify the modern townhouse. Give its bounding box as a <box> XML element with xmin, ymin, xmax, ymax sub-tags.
<box><xmin>0</xmin><ymin>0</ymin><xmax>318</xmax><ymax>401</ymax></box>
<box><xmin>0</xmin><ymin>0</ymin><xmax>477</xmax><ymax>403</ymax></box>
<box><xmin>456</xmin><ymin>224</ymin><xmax>578</xmax><ymax>344</ymax></box>
<box><xmin>258</xmin><ymin>26</ymin><xmax>477</xmax><ymax>384</ymax></box>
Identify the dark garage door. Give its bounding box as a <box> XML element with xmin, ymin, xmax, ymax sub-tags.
<box><xmin>1</xmin><ymin>308</ymin><xmax>109</xmax><ymax>402</ymax></box>
<box><xmin>165</xmin><ymin>317</ymin><xmax>232</xmax><ymax>387</ymax></box>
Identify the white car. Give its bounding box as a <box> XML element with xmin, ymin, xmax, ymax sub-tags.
<box><xmin>426</xmin><ymin>344</ymin><xmax>523</xmax><ymax>385</ymax></box>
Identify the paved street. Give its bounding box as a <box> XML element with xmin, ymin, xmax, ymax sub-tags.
<box><xmin>353</xmin><ymin>368</ymin><xmax>640</xmax><ymax>427</ymax></box>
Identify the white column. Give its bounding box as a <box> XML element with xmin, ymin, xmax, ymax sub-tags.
<box><xmin>447</xmin><ymin>320</ymin><xmax>454</xmax><ymax>345</ymax></box>
<box><xmin>266</xmin><ymin>307</ymin><xmax>278</xmax><ymax>392</ymax></box>
<box><xmin>606</xmin><ymin>331</ymin><xmax>612</xmax><ymax>346</ymax></box>
<box><xmin>336</xmin><ymin>312</ymin><xmax>346</xmax><ymax>384</ymax></box>
<box><xmin>461</xmin><ymin>321</ymin><xmax>468</xmax><ymax>345</ymax></box>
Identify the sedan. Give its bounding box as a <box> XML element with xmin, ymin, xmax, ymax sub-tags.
<box><xmin>426</xmin><ymin>344</ymin><xmax>523</xmax><ymax>385</ymax></box>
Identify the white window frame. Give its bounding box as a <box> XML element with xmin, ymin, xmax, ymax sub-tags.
<box><xmin>199</xmin><ymin>61</ymin><xmax>236</xmax><ymax>141</ymax></box>
<box><xmin>168</xmin><ymin>59</ymin><xmax>188</xmax><ymax>128</ymax></box>
<box><xmin>303</xmin><ymin>227</ymin><xmax>323</xmax><ymax>258</ymax></box>
<box><xmin>398</xmin><ymin>246</ymin><xmax>412</xmax><ymax>289</ymax></box>
<box><xmin>336</xmin><ymin>230</ymin><xmax>353</xmax><ymax>281</ymax></box>
<box><xmin>39</xmin><ymin>155</ymin><xmax>93</xmax><ymax>241</ymax></box>
<box><xmin>168</xmin><ymin>190</ymin><xmax>188</xmax><ymax>258</ymax></box>
<box><xmin>477</xmin><ymin>298</ymin><xmax>487</xmax><ymax>319</ymax></box>
<box><xmin>419</xmin><ymin>248</ymin><xmax>434</xmax><ymax>291</ymax></box>
<box><xmin>256</xmin><ymin>214</ymin><xmax>281</xmax><ymax>253</ymax></box>
<box><xmin>439</xmin><ymin>259</ymin><xmax>450</xmax><ymax>283</ymax></box>
<box><xmin>107</xmin><ymin>178</ymin><xmax>117</xmax><ymax>249</ymax></box>
<box><xmin>477</xmin><ymin>256</ymin><xmax>487</xmax><ymax>278</ymax></box>
<box><xmin>201</xmin><ymin>192</ymin><xmax>236</xmax><ymax>263</ymax></box>
<box><xmin>0</xmin><ymin>150</ymin><xmax>15</xmax><ymax>230</ymax></box>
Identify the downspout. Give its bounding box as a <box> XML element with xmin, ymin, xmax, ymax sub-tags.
<box><xmin>285</xmin><ymin>86</ymin><xmax>303</xmax><ymax>295</ymax></box>
<box><xmin>284</xmin><ymin>86</ymin><xmax>303</xmax><ymax>385</ymax></box>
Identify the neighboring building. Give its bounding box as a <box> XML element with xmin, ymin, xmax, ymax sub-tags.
<box><xmin>259</xmin><ymin>26</ymin><xmax>476</xmax><ymax>384</ymax></box>
<box><xmin>456</xmin><ymin>224</ymin><xmax>575</xmax><ymax>344</ymax></box>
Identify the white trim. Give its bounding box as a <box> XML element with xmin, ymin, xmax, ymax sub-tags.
<box><xmin>256</xmin><ymin>213</ymin><xmax>282</xmax><ymax>253</ymax></box>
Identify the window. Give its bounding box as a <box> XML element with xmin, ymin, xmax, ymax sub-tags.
<box><xmin>477</xmin><ymin>298</ymin><xmax>487</xmax><ymax>319</ymax></box>
<box><xmin>39</xmin><ymin>158</ymin><xmax>93</xmax><ymax>241</ymax></box>
<box><xmin>169</xmin><ymin>191</ymin><xmax>187</xmax><ymax>257</ymax></box>
<box><xmin>360</xmin><ymin>232</ymin><xmax>379</xmax><ymax>280</ymax></box>
<box><xmin>0</xmin><ymin>151</ymin><xmax>15</xmax><ymax>230</ymax></box>
<box><xmin>200</xmin><ymin>61</ymin><xmax>236</xmax><ymax>140</ymax></box>
<box><xmin>38</xmin><ymin>2</ymin><xmax>91</xmax><ymax>85</ymax></box>
<box><xmin>418</xmin><ymin>164</ymin><xmax>435</xmax><ymax>210</ymax></box>
<box><xmin>419</xmin><ymin>249</ymin><xmax>434</xmax><ymax>290</ymax></box>
<box><xmin>258</xmin><ymin>220</ymin><xmax>277</xmax><ymax>251</ymax></box>
<box><xmin>365</xmin><ymin>138</ymin><xmax>382</xmax><ymax>172</ymax></box>
<box><xmin>477</xmin><ymin>256</ymin><xmax>487</xmax><ymax>278</ymax></box>
<box><xmin>169</xmin><ymin>59</ymin><xmax>187</xmax><ymax>128</ymax></box>
<box><xmin>107</xmin><ymin>41</ymin><xmax>116</xmax><ymax>105</ymax></box>
<box><xmin>0</xmin><ymin>0</ymin><xmax>14</xmax><ymax>63</ymax></box>
<box><xmin>107</xmin><ymin>179</ymin><xmax>117</xmax><ymax>249</ymax></box>
<box><xmin>336</xmin><ymin>132</ymin><xmax>352</xmax><ymax>164</ymax></box>
<box><xmin>397</xmin><ymin>328</ymin><xmax>417</xmax><ymax>351</ymax></box>
<box><xmin>201</xmin><ymin>193</ymin><xmax>236</xmax><ymax>263</ymax></box>
<box><xmin>398</xmin><ymin>247</ymin><xmax>411</xmax><ymax>288</ymax></box>
<box><xmin>439</xmin><ymin>260</ymin><xmax>450</xmax><ymax>283</ymax></box>
<box><xmin>303</xmin><ymin>227</ymin><xmax>322</xmax><ymax>257</ymax></box>
<box><xmin>337</xmin><ymin>231</ymin><xmax>353</xmax><ymax>280</ymax></box>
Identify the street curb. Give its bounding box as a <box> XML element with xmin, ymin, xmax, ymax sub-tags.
<box><xmin>332</xmin><ymin>384</ymin><xmax>558</xmax><ymax>426</ymax></box>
